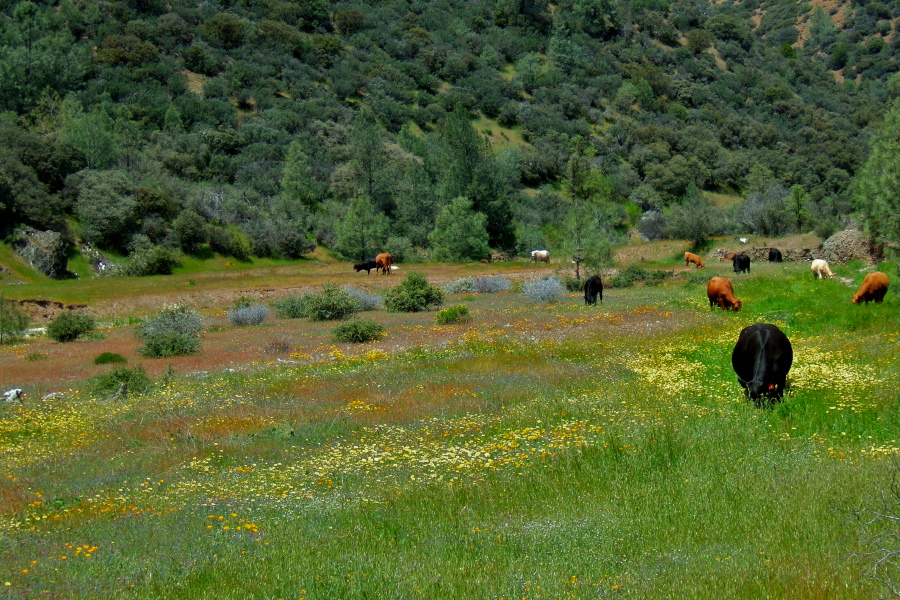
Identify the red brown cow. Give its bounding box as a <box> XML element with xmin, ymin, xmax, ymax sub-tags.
<box><xmin>851</xmin><ymin>271</ymin><xmax>889</xmax><ymax>304</ymax></box>
<box><xmin>685</xmin><ymin>252</ymin><xmax>705</xmax><ymax>269</ymax></box>
<box><xmin>707</xmin><ymin>276</ymin><xmax>742</xmax><ymax>312</ymax></box>
<box><xmin>719</xmin><ymin>252</ymin><xmax>738</xmax><ymax>262</ymax></box>
<box><xmin>375</xmin><ymin>252</ymin><xmax>393</xmax><ymax>275</ymax></box>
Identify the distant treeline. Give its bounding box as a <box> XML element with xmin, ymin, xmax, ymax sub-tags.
<box><xmin>1</xmin><ymin>0</ymin><xmax>899</xmax><ymax>271</ymax></box>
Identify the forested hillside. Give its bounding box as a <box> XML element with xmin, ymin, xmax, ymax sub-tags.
<box><xmin>1</xmin><ymin>0</ymin><xmax>899</xmax><ymax>272</ymax></box>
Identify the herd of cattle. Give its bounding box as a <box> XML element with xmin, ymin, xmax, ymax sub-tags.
<box><xmin>604</xmin><ymin>249</ymin><xmax>888</xmax><ymax>406</ymax></box>
<box><xmin>352</xmin><ymin>247</ymin><xmax>890</xmax><ymax>407</ymax></box>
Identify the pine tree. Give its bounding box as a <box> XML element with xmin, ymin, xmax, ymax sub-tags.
<box><xmin>854</xmin><ymin>96</ymin><xmax>900</xmax><ymax>244</ymax></box>
<box><xmin>335</xmin><ymin>196</ymin><xmax>389</xmax><ymax>261</ymax></box>
<box><xmin>281</xmin><ymin>141</ymin><xmax>318</xmax><ymax>210</ymax></box>
<box><xmin>429</xmin><ymin>197</ymin><xmax>490</xmax><ymax>261</ymax></box>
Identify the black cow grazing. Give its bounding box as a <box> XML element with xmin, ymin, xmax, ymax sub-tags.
<box><xmin>768</xmin><ymin>248</ymin><xmax>783</xmax><ymax>262</ymax></box>
<box><xmin>353</xmin><ymin>259</ymin><xmax>378</xmax><ymax>275</ymax></box>
<box><xmin>731</xmin><ymin>323</ymin><xmax>793</xmax><ymax>406</ymax></box>
<box><xmin>733</xmin><ymin>254</ymin><xmax>751</xmax><ymax>274</ymax></box>
<box><xmin>584</xmin><ymin>275</ymin><xmax>603</xmax><ymax>305</ymax></box>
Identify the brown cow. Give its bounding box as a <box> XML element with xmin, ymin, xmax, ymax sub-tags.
<box><xmin>685</xmin><ymin>252</ymin><xmax>705</xmax><ymax>269</ymax></box>
<box><xmin>707</xmin><ymin>276</ymin><xmax>742</xmax><ymax>312</ymax></box>
<box><xmin>375</xmin><ymin>252</ymin><xmax>393</xmax><ymax>275</ymax></box>
<box><xmin>851</xmin><ymin>271</ymin><xmax>889</xmax><ymax>304</ymax></box>
<box><xmin>719</xmin><ymin>252</ymin><xmax>738</xmax><ymax>262</ymax></box>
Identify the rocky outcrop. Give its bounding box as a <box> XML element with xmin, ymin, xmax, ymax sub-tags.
<box><xmin>80</xmin><ymin>242</ymin><xmax>118</xmax><ymax>276</ymax></box>
<box><xmin>822</xmin><ymin>229</ymin><xmax>880</xmax><ymax>265</ymax></box>
<box><xmin>11</xmin><ymin>228</ymin><xmax>69</xmax><ymax>279</ymax></box>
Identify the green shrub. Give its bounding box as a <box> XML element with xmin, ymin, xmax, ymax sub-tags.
<box><xmin>47</xmin><ymin>312</ymin><xmax>96</xmax><ymax>342</ymax></box>
<box><xmin>272</xmin><ymin>296</ymin><xmax>308</xmax><ymax>319</ymax></box>
<box><xmin>94</xmin><ymin>352</ymin><xmax>127</xmax><ymax>365</ymax></box>
<box><xmin>384</xmin><ymin>272</ymin><xmax>444</xmax><ymax>312</ymax></box>
<box><xmin>137</xmin><ymin>304</ymin><xmax>202</xmax><ymax>358</ymax></box>
<box><xmin>609</xmin><ymin>265</ymin><xmax>670</xmax><ymax>288</ymax></box>
<box><xmin>331</xmin><ymin>319</ymin><xmax>384</xmax><ymax>343</ymax></box>
<box><xmin>85</xmin><ymin>365</ymin><xmax>151</xmax><ymax>398</ymax></box>
<box><xmin>435</xmin><ymin>305</ymin><xmax>471</xmax><ymax>325</ymax></box>
<box><xmin>302</xmin><ymin>285</ymin><xmax>362</xmax><ymax>321</ymax></box>
<box><xmin>561</xmin><ymin>277</ymin><xmax>584</xmax><ymax>292</ymax></box>
<box><xmin>122</xmin><ymin>246</ymin><xmax>180</xmax><ymax>276</ymax></box>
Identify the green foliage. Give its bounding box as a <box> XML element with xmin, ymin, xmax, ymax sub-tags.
<box><xmin>429</xmin><ymin>197</ymin><xmax>490</xmax><ymax>262</ymax></box>
<box><xmin>173</xmin><ymin>209</ymin><xmax>207</xmax><ymax>254</ymax></box>
<box><xmin>203</xmin><ymin>13</ymin><xmax>245</xmax><ymax>49</ymax></box>
<box><xmin>331</xmin><ymin>318</ymin><xmax>384</xmax><ymax>343</ymax></box>
<box><xmin>0</xmin><ymin>294</ymin><xmax>29</xmax><ymax>344</ymax></box>
<box><xmin>271</xmin><ymin>296</ymin><xmax>308</xmax><ymax>319</ymax></box>
<box><xmin>665</xmin><ymin>184</ymin><xmax>723</xmax><ymax>244</ymax></box>
<box><xmin>299</xmin><ymin>285</ymin><xmax>362</xmax><ymax>321</ymax></box>
<box><xmin>84</xmin><ymin>365</ymin><xmax>151</xmax><ymax>397</ymax></box>
<box><xmin>854</xmin><ymin>94</ymin><xmax>900</xmax><ymax>245</ymax></box>
<box><xmin>74</xmin><ymin>170</ymin><xmax>137</xmax><ymax>250</ymax></box>
<box><xmin>435</xmin><ymin>304</ymin><xmax>472</xmax><ymax>325</ymax></box>
<box><xmin>47</xmin><ymin>311</ymin><xmax>95</xmax><ymax>342</ymax></box>
<box><xmin>94</xmin><ymin>352</ymin><xmax>127</xmax><ymax>365</ymax></box>
<box><xmin>122</xmin><ymin>246</ymin><xmax>180</xmax><ymax>276</ymax></box>
<box><xmin>609</xmin><ymin>264</ymin><xmax>669</xmax><ymax>288</ymax></box>
<box><xmin>335</xmin><ymin>196</ymin><xmax>389</xmax><ymax>262</ymax></box>
<box><xmin>137</xmin><ymin>304</ymin><xmax>201</xmax><ymax>357</ymax></box>
<box><xmin>384</xmin><ymin>272</ymin><xmax>445</xmax><ymax>312</ymax></box>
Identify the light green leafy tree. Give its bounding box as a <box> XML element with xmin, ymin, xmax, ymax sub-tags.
<box><xmin>335</xmin><ymin>196</ymin><xmax>389</xmax><ymax>261</ymax></box>
<box><xmin>429</xmin><ymin>197</ymin><xmax>490</xmax><ymax>262</ymax></box>
<box><xmin>853</xmin><ymin>94</ymin><xmax>900</xmax><ymax>245</ymax></box>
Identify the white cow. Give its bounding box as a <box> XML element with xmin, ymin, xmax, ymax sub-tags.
<box><xmin>811</xmin><ymin>259</ymin><xmax>834</xmax><ymax>279</ymax></box>
<box><xmin>531</xmin><ymin>250</ymin><xmax>550</xmax><ymax>263</ymax></box>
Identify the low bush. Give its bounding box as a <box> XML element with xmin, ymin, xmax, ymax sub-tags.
<box><xmin>302</xmin><ymin>285</ymin><xmax>362</xmax><ymax>321</ymax></box>
<box><xmin>47</xmin><ymin>312</ymin><xmax>96</xmax><ymax>342</ymax></box>
<box><xmin>435</xmin><ymin>305</ymin><xmax>472</xmax><ymax>325</ymax></box>
<box><xmin>443</xmin><ymin>277</ymin><xmax>475</xmax><ymax>293</ymax></box>
<box><xmin>561</xmin><ymin>277</ymin><xmax>585</xmax><ymax>292</ymax></box>
<box><xmin>94</xmin><ymin>352</ymin><xmax>127</xmax><ymax>365</ymax></box>
<box><xmin>332</xmin><ymin>319</ymin><xmax>384</xmax><ymax>343</ymax></box>
<box><xmin>384</xmin><ymin>272</ymin><xmax>444</xmax><ymax>312</ymax></box>
<box><xmin>609</xmin><ymin>265</ymin><xmax>670</xmax><ymax>288</ymax></box>
<box><xmin>523</xmin><ymin>277</ymin><xmax>565</xmax><ymax>302</ymax></box>
<box><xmin>264</xmin><ymin>336</ymin><xmax>292</xmax><ymax>354</ymax></box>
<box><xmin>228</xmin><ymin>304</ymin><xmax>270</xmax><ymax>326</ymax></box>
<box><xmin>343</xmin><ymin>286</ymin><xmax>383</xmax><ymax>310</ymax></box>
<box><xmin>471</xmin><ymin>276</ymin><xmax>511</xmax><ymax>293</ymax></box>
<box><xmin>271</xmin><ymin>296</ymin><xmax>308</xmax><ymax>319</ymax></box>
<box><xmin>122</xmin><ymin>246</ymin><xmax>180</xmax><ymax>276</ymax></box>
<box><xmin>137</xmin><ymin>304</ymin><xmax>202</xmax><ymax>358</ymax></box>
<box><xmin>85</xmin><ymin>365</ymin><xmax>152</xmax><ymax>398</ymax></box>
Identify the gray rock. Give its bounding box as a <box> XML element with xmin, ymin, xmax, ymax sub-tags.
<box><xmin>823</xmin><ymin>229</ymin><xmax>879</xmax><ymax>265</ymax></box>
<box><xmin>11</xmin><ymin>228</ymin><xmax>69</xmax><ymax>279</ymax></box>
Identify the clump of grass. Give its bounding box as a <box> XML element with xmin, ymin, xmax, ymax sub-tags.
<box><xmin>228</xmin><ymin>304</ymin><xmax>270</xmax><ymax>326</ymax></box>
<box><xmin>136</xmin><ymin>303</ymin><xmax>202</xmax><ymax>358</ymax></box>
<box><xmin>25</xmin><ymin>351</ymin><xmax>48</xmax><ymax>361</ymax></box>
<box><xmin>47</xmin><ymin>311</ymin><xmax>95</xmax><ymax>342</ymax></box>
<box><xmin>84</xmin><ymin>365</ymin><xmax>151</xmax><ymax>397</ymax></box>
<box><xmin>385</xmin><ymin>272</ymin><xmax>444</xmax><ymax>312</ymax></box>
<box><xmin>332</xmin><ymin>318</ymin><xmax>384</xmax><ymax>343</ymax></box>
<box><xmin>264</xmin><ymin>336</ymin><xmax>292</xmax><ymax>354</ymax></box>
<box><xmin>94</xmin><ymin>352</ymin><xmax>127</xmax><ymax>365</ymax></box>
<box><xmin>561</xmin><ymin>276</ymin><xmax>585</xmax><ymax>292</ymax></box>
<box><xmin>523</xmin><ymin>277</ymin><xmax>565</xmax><ymax>302</ymax></box>
<box><xmin>436</xmin><ymin>305</ymin><xmax>472</xmax><ymax>325</ymax></box>
<box><xmin>343</xmin><ymin>286</ymin><xmax>383</xmax><ymax>310</ymax></box>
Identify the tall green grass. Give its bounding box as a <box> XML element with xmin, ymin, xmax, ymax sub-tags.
<box><xmin>0</xmin><ymin>261</ymin><xmax>897</xmax><ymax>598</ymax></box>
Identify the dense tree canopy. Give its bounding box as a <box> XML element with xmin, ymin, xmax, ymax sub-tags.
<box><xmin>0</xmin><ymin>0</ymin><xmax>898</xmax><ymax>266</ymax></box>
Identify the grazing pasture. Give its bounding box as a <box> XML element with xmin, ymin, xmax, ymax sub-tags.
<box><xmin>0</xmin><ymin>258</ymin><xmax>898</xmax><ymax>599</ymax></box>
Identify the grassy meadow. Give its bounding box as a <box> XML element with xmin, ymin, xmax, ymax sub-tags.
<box><xmin>0</xmin><ymin>256</ymin><xmax>899</xmax><ymax>599</ymax></box>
